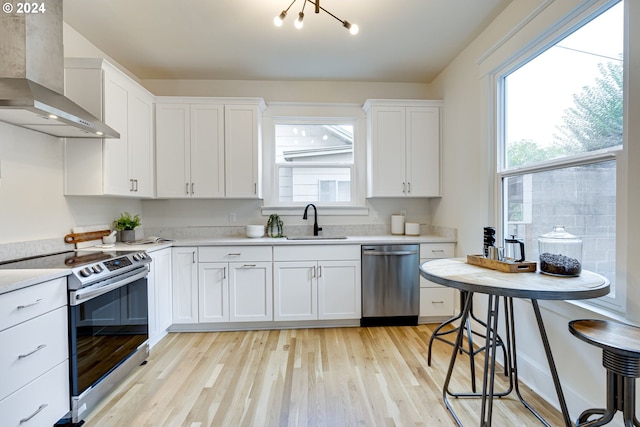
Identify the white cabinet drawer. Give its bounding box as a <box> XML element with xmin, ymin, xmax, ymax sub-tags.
<box><xmin>0</xmin><ymin>278</ymin><xmax>67</xmax><ymax>332</ymax></box>
<box><xmin>420</xmin><ymin>243</ymin><xmax>454</xmax><ymax>259</ymax></box>
<box><xmin>0</xmin><ymin>307</ymin><xmax>68</xmax><ymax>400</ymax></box>
<box><xmin>198</xmin><ymin>246</ymin><xmax>272</xmax><ymax>262</ymax></box>
<box><xmin>0</xmin><ymin>361</ymin><xmax>69</xmax><ymax>427</ymax></box>
<box><xmin>420</xmin><ymin>287</ymin><xmax>455</xmax><ymax>317</ymax></box>
<box><xmin>273</xmin><ymin>245</ymin><xmax>360</xmax><ymax>262</ymax></box>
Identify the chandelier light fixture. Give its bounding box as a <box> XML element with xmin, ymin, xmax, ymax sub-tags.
<box><xmin>273</xmin><ymin>0</ymin><xmax>359</xmax><ymax>35</ymax></box>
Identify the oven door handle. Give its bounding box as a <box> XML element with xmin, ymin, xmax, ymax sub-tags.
<box><xmin>70</xmin><ymin>267</ymin><xmax>149</xmax><ymax>305</ymax></box>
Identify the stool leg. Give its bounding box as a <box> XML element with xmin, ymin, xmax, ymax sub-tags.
<box><xmin>427</xmin><ymin>292</ymin><xmax>466</xmax><ymax>366</ymax></box>
<box><xmin>621</xmin><ymin>376</ymin><xmax>640</xmax><ymax>427</ymax></box>
<box><xmin>576</xmin><ymin>371</ymin><xmax>617</xmax><ymax>427</ymax></box>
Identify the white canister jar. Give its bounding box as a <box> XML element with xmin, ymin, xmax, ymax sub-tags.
<box><xmin>405</xmin><ymin>222</ymin><xmax>420</xmax><ymax>236</ymax></box>
<box><xmin>391</xmin><ymin>214</ymin><xmax>405</xmax><ymax>235</ymax></box>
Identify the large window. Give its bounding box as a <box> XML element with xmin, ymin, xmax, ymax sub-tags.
<box><xmin>499</xmin><ymin>1</ymin><xmax>623</xmax><ymax>308</ymax></box>
<box><xmin>274</xmin><ymin>121</ymin><xmax>356</xmax><ymax>204</ymax></box>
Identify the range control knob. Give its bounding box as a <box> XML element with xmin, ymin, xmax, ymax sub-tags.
<box><xmin>92</xmin><ymin>264</ymin><xmax>104</xmax><ymax>274</ymax></box>
<box><xmin>132</xmin><ymin>253</ymin><xmax>142</xmax><ymax>261</ymax></box>
<box><xmin>79</xmin><ymin>267</ymin><xmax>93</xmax><ymax>277</ymax></box>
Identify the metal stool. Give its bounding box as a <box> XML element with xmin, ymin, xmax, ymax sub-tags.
<box><xmin>428</xmin><ymin>290</ymin><xmax>508</xmax><ymax>392</ymax></box>
<box><xmin>569</xmin><ymin>319</ymin><xmax>640</xmax><ymax>427</ymax></box>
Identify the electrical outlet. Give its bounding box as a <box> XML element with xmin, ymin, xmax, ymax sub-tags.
<box><xmin>229</xmin><ymin>212</ymin><xmax>236</xmax><ymax>223</ymax></box>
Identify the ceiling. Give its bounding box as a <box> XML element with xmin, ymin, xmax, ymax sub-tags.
<box><xmin>63</xmin><ymin>0</ymin><xmax>512</xmax><ymax>83</ymax></box>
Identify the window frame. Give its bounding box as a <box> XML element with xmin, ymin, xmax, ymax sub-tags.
<box><xmin>261</xmin><ymin>103</ymin><xmax>368</xmax><ymax>216</ymax></box>
<box><xmin>493</xmin><ymin>0</ymin><xmax>625</xmax><ymax>313</ymax></box>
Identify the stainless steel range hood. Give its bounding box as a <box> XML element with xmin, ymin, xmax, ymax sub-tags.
<box><xmin>0</xmin><ymin>1</ymin><xmax>119</xmax><ymax>138</ymax></box>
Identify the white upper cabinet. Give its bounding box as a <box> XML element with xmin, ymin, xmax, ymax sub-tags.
<box><xmin>156</xmin><ymin>98</ymin><xmax>265</xmax><ymax>199</ymax></box>
<box><xmin>364</xmin><ymin>99</ymin><xmax>442</xmax><ymax>198</ymax></box>
<box><xmin>63</xmin><ymin>58</ymin><xmax>154</xmax><ymax>198</ymax></box>
<box><xmin>156</xmin><ymin>103</ymin><xmax>225</xmax><ymax>198</ymax></box>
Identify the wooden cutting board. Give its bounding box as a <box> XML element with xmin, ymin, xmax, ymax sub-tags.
<box><xmin>66</xmin><ymin>224</ymin><xmax>111</xmax><ymax>248</ymax></box>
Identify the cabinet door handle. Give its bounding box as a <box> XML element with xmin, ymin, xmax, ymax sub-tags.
<box><xmin>312</xmin><ymin>266</ymin><xmax>316</xmax><ymax>278</ymax></box>
<box><xmin>408</xmin><ymin>182</ymin><xmax>411</xmax><ymax>193</ymax></box>
<box><xmin>134</xmin><ymin>179</ymin><xmax>139</xmax><ymax>192</ymax></box>
<box><xmin>19</xmin><ymin>403</ymin><xmax>48</xmax><ymax>424</ymax></box>
<box><xmin>18</xmin><ymin>344</ymin><xmax>46</xmax><ymax>359</ymax></box>
<box><xmin>223</xmin><ymin>267</ymin><xmax>227</xmax><ymax>279</ymax></box>
<box><xmin>191</xmin><ymin>183</ymin><xmax>195</xmax><ymax>194</ymax></box>
<box><xmin>254</xmin><ymin>183</ymin><xmax>257</xmax><ymax>194</ymax></box>
<box><xmin>402</xmin><ymin>182</ymin><xmax>406</xmax><ymax>193</ymax></box>
<box><xmin>130</xmin><ymin>179</ymin><xmax>134</xmax><ymax>192</ymax></box>
<box><xmin>318</xmin><ymin>266</ymin><xmax>322</xmax><ymax>277</ymax></box>
<box><xmin>17</xmin><ymin>299</ymin><xmax>42</xmax><ymax>310</ymax></box>
<box><xmin>192</xmin><ymin>252</ymin><xmax>196</xmax><ymax>263</ymax></box>
<box><xmin>185</xmin><ymin>183</ymin><xmax>190</xmax><ymax>195</ymax></box>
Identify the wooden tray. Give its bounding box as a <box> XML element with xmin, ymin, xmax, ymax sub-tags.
<box><xmin>467</xmin><ymin>254</ymin><xmax>537</xmax><ymax>273</ymax></box>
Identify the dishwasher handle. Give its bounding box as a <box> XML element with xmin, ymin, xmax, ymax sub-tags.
<box><xmin>363</xmin><ymin>250</ymin><xmax>418</xmax><ymax>256</ymax></box>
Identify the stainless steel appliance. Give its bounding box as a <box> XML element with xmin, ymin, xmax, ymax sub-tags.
<box><xmin>361</xmin><ymin>244</ymin><xmax>420</xmax><ymax>326</ymax></box>
<box><xmin>0</xmin><ymin>250</ymin><xmax>151</xmax><ymax>424</ymax></box>
<box><xmin>0</xmin><ymin>1</ymin><xmax>119</xmax><ymax>138</ymax></box>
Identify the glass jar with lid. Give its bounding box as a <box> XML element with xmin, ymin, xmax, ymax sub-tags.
<box><xmin>538</xmin><ymin>226</ymin><xmax>583</xmax><ymax>276</ymax></box>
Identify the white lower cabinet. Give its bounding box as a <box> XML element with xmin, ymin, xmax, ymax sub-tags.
<box><xmin>0</xmin><ymin>278</ymin><xmax>69</xmax><ymax>426</ymax></box>
<box><xmin>273</xmin><ymin>245</ymin><xmax>361</xmax><ymax>322</ymax></box>
<box><xmin>172</xmin><ymin>247</ymin><xmax>199</xmax><ymax>324</ymax></box>
<box><xmin>419</xmin><ymin>243</ymin><xmax>456</xmax><ymax>322</ymax></box>
<box><xmin>148</xmin><ymin>247</ymin><xmax>172</xmax><ymax>347</ymax></box>
<box><xmin>195</xmin><ymin>246</ymin><xmax>273</xmax><ymax>324</ymax></box>
<box><xmin>273</xmin><ymin>261</ymin><xmax>317</xmax><ymax>321</ymax></box>
<box><xmin>0</xmin><ymin>361</ymin><xmax>70</xmax><ymax>427</ymax></box>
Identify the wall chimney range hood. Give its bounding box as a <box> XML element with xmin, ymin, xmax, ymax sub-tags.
<box><xmin>0</xmin><ymin>1</ymin><xmax>119</xmax><ymax>138</ymax></box>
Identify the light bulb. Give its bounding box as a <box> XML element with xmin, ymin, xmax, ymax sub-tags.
<box><xmin>273</xmin><ymin>11</ymin><xmax>286</xmax><ymax>27</ymax></box>
<box><xmin>295</xmin><ymin>12</ymin><xmax>304</xmax><ymax>29</ymax></box>
<box><xmin>343</xmin><ymin>21</ymin><xmax>359</xmax><ymax>35</ymax></box>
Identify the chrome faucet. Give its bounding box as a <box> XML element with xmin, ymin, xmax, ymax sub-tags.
<box><xmin>303</xmin><ymin>203</ymin><xmax>322</xmax><ymax>236</ymax></box>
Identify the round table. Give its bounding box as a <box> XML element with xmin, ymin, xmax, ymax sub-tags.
<box><xmin>420</xmin><ymin>258</ymin><xmax>610</xmax><ymax>427</ymax></box>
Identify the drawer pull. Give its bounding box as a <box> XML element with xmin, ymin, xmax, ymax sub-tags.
<box><xmin>19</xmin><ymin>403</ymin><xmax>48</xmax><ymax>424</ymax></box>
<box><xmin>17</xmin><ymin>299</ymin><xmax>43</xmax><ymax>310</ymax></box>
<box><xmin>431</xmin><ymin>301</ymin><xmax>445</xmax><ymax>304</ymax></box>
<box><xmin>431</xmin><ymin>249</ymin><xmax>445</xmax><ymax>253</ymax></box>
<box><xmin>242</xmin><ymin>264</ymin><xmax>257</xmax><ymax>268</ymax></box>
<box><xmin>228</xmin><ymin>253</ymin><xmax>242</xmax><ymax>256</ymax></box>
<box><xmin>18</xmin><ymin>344</ymin><xmax>47</xmax><ymax>359</ymax></box>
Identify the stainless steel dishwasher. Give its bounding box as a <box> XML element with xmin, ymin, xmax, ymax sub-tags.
<box><xmin>361</xmin><ymin>244</ymin><xmax>420</xmax><ymax>326</ymax></box>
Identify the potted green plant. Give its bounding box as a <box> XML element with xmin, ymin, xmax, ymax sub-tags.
<box><xmin>113</xmin><ymin>212</ymin><xmax>141</xmax><ymax>242</ymax></box>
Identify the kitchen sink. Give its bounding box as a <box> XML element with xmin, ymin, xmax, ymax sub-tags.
<box><xmin>286</xmin><ymin>236</ymin><xmax>348</xmax><ymax>240</ymax></box>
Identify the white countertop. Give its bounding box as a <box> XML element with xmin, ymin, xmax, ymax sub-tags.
<box><xmin>0</xmin><ymin>235</ymin><xmax>455</xmax><ymax>295</ymax></box>
<box><xmin>172</xmin><ymin>234</ymin><xmax>455</xmax><ymax>246</ymax></box>
<box><xmin>0</xmin><ymin>269</ymin><xmax>70</xmax><ymax>295</ymax></box>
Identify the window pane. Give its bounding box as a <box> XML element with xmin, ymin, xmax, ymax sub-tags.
<box><xmin>504</xmin><ymin>160</ymin><xmax>616</xmax><ymax>284</ymax></box>
<box><xmin>275</xmin><ymin>124</ymin><xmax>354</xmax><ymax>164</ymax></box>
<box><xmin>504</xmin><ymin>2</ymin><xmax>623</xmax><ymax>169</ymax></box>
<box><xmin>279</xmin><ymin>167</ymin><xmax>352</xmax><ymax>202</ymax></box>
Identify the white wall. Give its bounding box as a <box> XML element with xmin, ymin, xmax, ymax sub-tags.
<box><xmin>0</xmin><ymin>122</ymin><xmax>142</xmax><ymax>245</ymax></box>
<box><xmin>431</xmin><ymin>0</ymin><xmax>639</xmax><ymax>418</ymax></box>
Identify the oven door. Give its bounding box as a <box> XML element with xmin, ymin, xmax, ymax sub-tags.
<box><xmin>69</xmin><ymin>267</ymin><xmax>149</xmax><ymax>397</ymax></box>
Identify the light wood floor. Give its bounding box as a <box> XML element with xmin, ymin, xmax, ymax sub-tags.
<box><xmin>83</xmin><ymin>325</ymin><xmax>564</xmax><ymax>427</ymax></box>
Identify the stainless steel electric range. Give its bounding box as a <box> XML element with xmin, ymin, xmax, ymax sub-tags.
<box><xmin>1</xmin><ymin>250</ymin><xmax>152</xmax><ymax>425</ymax></box>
